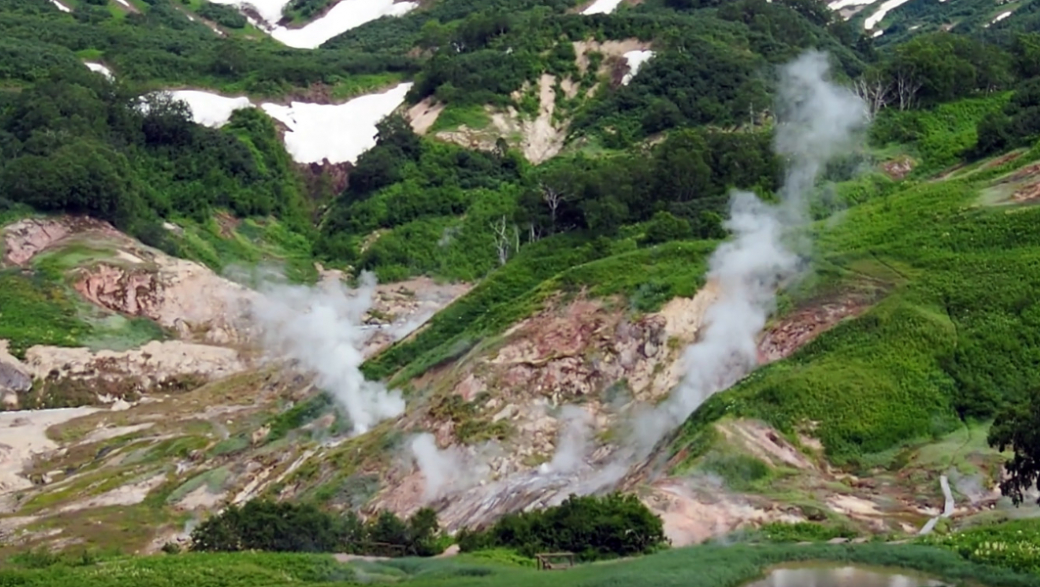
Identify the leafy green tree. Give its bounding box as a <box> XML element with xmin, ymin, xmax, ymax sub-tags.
<box><xmin>643</xmin><ymin>211</ymin><xmax>693</xmax><ymax>244</ymax></box>
<box><xmin>989</xmin><ymin>397</ymin><xmax>1040</xmax><ymax>506</ymax></box>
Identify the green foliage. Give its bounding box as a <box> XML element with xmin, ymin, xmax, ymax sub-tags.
<box><xmin>0</xmin><ymin>69</ymin><xmax>314</xmax><ymax>262</ymax></box>
<box><xmin>757</xmin><ymin>521</ymin><xmax>858</xmax><ymax>543</ymax></box>
<box><xmin>988</xmin><ymin>396</ymin><xmax>1040</xmax><ymax>506</ymax></box>
<box><xmin>456</xmin><ymin>492</ymin><xmax>668</xmax><ymax>561</ymax></box>
<box><xmin>642</xmin><ymin>211</ymin><xmax>692</xmax><ymax>244</ymax></box>
<box><xmin>266</xmin><ymin>393</ymin><xmax>334</xmax><ymax>443</ymax></box>
<box><xmin>0</xmin><ymin>269</ymin><xmax>87</xmax><ymax>357</ymax></box>
<box><xmin>699</xmin><ymin>453</ymin><xmax>773</xmax><ymax>491</ymax></box>
<box><xmin>196</xmin><ymin>2</ymin><xmax>246</xmax><ymax>29</ymax></box>
<box><xmin>871</xmin><ymin>94</ymin><xmax>1010</xmax><ymax>173</ymax></box>
<box><xmin>2</xmin><ymin>537</ymin><xmax>1039</xmax><ymax>586</ymax></box>
<box><xmin>190</xmin><ymin>500</ymin><xmax>445</xmax><ymax>557</ymax></box>
<box><xmin>670</xmin><ymin>151</ymin><xmax>1040</xmax><ymax>465</ymax></box>
<box><xmin>922</xmin><ymin>518</ymin><xmax>1040</xmax><ymax>574</ymax></box>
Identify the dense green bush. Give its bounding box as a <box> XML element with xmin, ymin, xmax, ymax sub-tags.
<box><xmin>196</xmin><ymin>2</ymin><xmax>247</xmax><ymax>29</ymax></box>
<box><xmin>0</xmin><ymin>66</ymin><xmax>312</xmax><ymax>261</ymax></box>
<box><xmin>456</xmin><ymin>492</ymin><xmax>668</xmax><ymax>561</ymax></box>
<box><xmin>190</xmin><ymin>500</ymin><xmax>444</xmax><ymax>556</ymax></box>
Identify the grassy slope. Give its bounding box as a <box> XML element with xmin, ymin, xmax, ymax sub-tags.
<box><xmin>671</xmin><ymin>138</ymin><xmax>1040</xmax><ymax>468</ymax></box>
<box><xmin>0</xmin><ymin>211</ymin><xmax>317</xmax><ymax>357</ymax></box>
<box><xmin>2</xmin><ymin>541</ymin><xmax>1038</xmax><ymax>587</ymax></box>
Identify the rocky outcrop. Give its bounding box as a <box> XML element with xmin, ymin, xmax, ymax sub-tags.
<box><xmin>23</xmin><ymin>340</ymin><xmax>244</xmax><ymax>389</ymax></box>
<box><xmin>0</xmin><ymin>341</ymin><xmax>32</xmax><ymax>409</ymax></box>
<box><xmin>73</xmin><ymin>256</ymin><xmax>256</xmax><ymax>346</ymax></box>
<box><xmin>2</xmin><ymin>217</ymin><xmax>119</xmax><ymax>267</ymax></box>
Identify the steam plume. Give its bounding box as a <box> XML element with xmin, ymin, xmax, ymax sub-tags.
<box><xmin>537</xmin><ymin>50</ymin><xmax>868</xmax><ymax>475</ymax></box>
<box><xmin>409</xmin><ymin>432</ymin><xmax>494</xmax><ymax>501</ymax></box>
<box><xmin>639</xmin><ymin>50</ymin><xmax>867</xmax><ymax>441</ymax></box>
<box><xmin>250</xmin><ymin>271</ymin><xmax>405</xmax><ymax>435</ymax></box>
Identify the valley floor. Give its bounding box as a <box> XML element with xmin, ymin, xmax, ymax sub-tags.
<box><xmin>2</xmin><ymin>540</ymin><xmax>1038</xmax><ymax>587</ymax></box>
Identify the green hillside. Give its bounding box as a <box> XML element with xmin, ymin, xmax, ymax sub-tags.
<box><xmin>6</xmin><ymin>0</ymin><xmax>1040</xmax><ymax>580</ymax></box>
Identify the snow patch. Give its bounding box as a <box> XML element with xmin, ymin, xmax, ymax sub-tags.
<box><xmin>49</xmin><ymin>0</ymin><xmax>71</xmax><ymax>12</ymax></box>
<box><xmin>208</xmin><ymin>0</ymin><xmax>417</xmax><ymax>49</ymax></box>
<box><xmin>84</xmin><ymin>62</ymin><xmax>114</xmax><ymax>81</ymax></box>
<box><xmin>260</xmin><ymin>82</ymin><xmax>412</xmax><ymax>164</ymax></box>
<box><xmin>138</xmin><ymin>84</ymin><xmax>409</xmax><ymax>161</ymax></box>
<box><xmin>621</xmin><ymin>50</ymin><xmax>654</xmax><ymax>86</ymax></box>
<box><xmin>116</xmin><ymin>0</ymin><xmax>130</xmax><ymax>6</ymax></box>
<box><xmin>167</xmin><ymin>91</ymin><xmax>254</xmax><ymax>128</ymax></box>
<box><xmin>863</xmin><ymin>0</ymin><xmax>913</xmax><ymax>29</ymax></box>
<box><xmin>991</xmin><ymin>10</ymin><xmax>1012</xmax><ymax>23</ymax></box>
<box><xmin>582</xmin><ymin>0</ymin><xmax>624</xmax><ymax>15</ymax></box>
<box><xmin>207</xmin><ymin>0</ymin><xmax>292</xmax><ymax>25</ymax></box>
<box><xmin>268</xmin><ymin>0</ymin><xmax>418</xmax><ymax>49</ymax></box>
<box><xmin>827</xmin><ymin>0</ymin><xmax>879</xmax><ymax>9</ymax></box>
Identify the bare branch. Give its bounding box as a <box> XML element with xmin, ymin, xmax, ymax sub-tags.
<box><xmin>853</xmin><ymin>73</ymin><xmax>893</xmax><ymax>121</ymax></box>
<box><xmin>539</xmin><ymin>182</ymin><xmax>565</xmax><ymax>234</ymax></box>
<box><xmin>490</xmin><ymin>215</ymin><xmax>511</xmax><ymax>266</ymax></box>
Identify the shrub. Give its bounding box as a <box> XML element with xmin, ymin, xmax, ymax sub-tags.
<box><xmin>457</xmin><ymin>492</ymin><xmax>668</xmax><ymax>561</ymax></box>
<box><xmin>189</xmin><ymin>500</ymin><xmax>444</xmax><ymax>557</ymax></box>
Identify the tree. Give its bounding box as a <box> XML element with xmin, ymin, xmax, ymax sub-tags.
<box><xmin>643</xmin><ymin>211</ymin><xmax>692</xmax><ymax>244</ymax></box>
<box><xmin>989</xmin><ymin>397</ymin><xmax>1040</xmax><ymax>506</ymax></box>
<box><xmin>539</xmin><ymin>181</ymin><xmax>565</xmax><ymax>234</ymax></box>
<box><xmin>490</xmin><ymin>214</ymin><xmax>519</xmax><ymax>266</ymax></box>
<box><xmin>853</xmin><ymin>69</ymin><xmax>892</xmax><ymax>120</ymax></box>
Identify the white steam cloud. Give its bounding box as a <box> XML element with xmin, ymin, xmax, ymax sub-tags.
<box><xmin>630</xmin><ymin>50</ymin><xmax>868</xmax><ymax>451</ymax></box>
<box><xmin>539</xmin><ymin>406</ymin><xmax>594</xmax><ymax>475</ymax></box>
<box><xmin>409</xmin><ymin>432</ymin><xmax>496</xmax><ymax>501</ymax></box>
<box><xmin>250</xmin><ymin>271</ymin><xmax>405</xmax><ymax>435</ymax></box>
<box><xmin>532</xmin><ymin>50</ymin><xmax>868</xmax><ymax>479</ymax></box>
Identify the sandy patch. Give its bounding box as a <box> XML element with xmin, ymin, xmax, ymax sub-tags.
<box><xmin>408</xmin><ymin>98</ymin><xmax>445</xmax><ymax>134</ymax></box>
<box><xmin>176</xmin><ymin>485</ymin><xmax>227</xmax><ymax>510</ymax></box>
<box><xmin>0</xmin><ymin>407</ymin><xmax>99</xmax><ymax>493</ymax></box>
<box><xmin>717</xmin><ymin>420</ymin><xmax>816</xmax><ymax>471</ymax></box>
<box><xmin>827</xmin><ymin>494</ymin><xmax>883</xmax><ymax>517</ymax></box>
<box><xmin>81</xmin><ymin>423</ymin><xmax>155</xmax><ymax>444</ymax></box>
<box><xmin>23</xmin><ymin>340</ymin><xmax>245</xmax><ymax>386</ymax></box>
<box><xmin>57</xmin><ymin>473</ymin><xmax>167</xmax><ymax>513</ymax></box>
<box><xmin>573</xmin><ymin>39</ymin><xmax>650</xmax><ymax>77</ymax></box>
<box><xmin>645</xmin><ymin>481</ymin><xmax>803</xmax><ymax>546</ymax></box>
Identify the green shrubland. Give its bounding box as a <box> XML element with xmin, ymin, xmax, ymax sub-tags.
<box><xmin>1</xmin><ymin>542</ymin><xmax>1037</xmax><ymax>587</ymax></box>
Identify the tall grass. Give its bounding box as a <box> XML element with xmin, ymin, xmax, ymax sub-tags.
<box><xmin>0</xmin><ymin>543</ymin><xmax>1034</xmax><ymax>587</ymax></box>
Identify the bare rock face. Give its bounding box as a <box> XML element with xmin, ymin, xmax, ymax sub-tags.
<box><xmin>0</xmin><ymin>342</ymin><xmax>31</xmax><ymax>394</ymax></box>
<box><xmin>73</xmin><ymin>256</ymin><xmax>257</xmax><ymax>346</ymax></box>
<box><xmin>23</xmin><ymin>340</ymin><xmax>244</xmax><ymax>388</ymax></box>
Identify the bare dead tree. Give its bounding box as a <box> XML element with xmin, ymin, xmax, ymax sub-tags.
<box><xmin>892</xmin><ymin>66</ymin><xmax>922</xmax><ymax>111</ymax></box>
<box><xmin>540</xmin><ymin>182</ymin><xmax>565</xmax><ymax>234</ymax></box>
<box><xmin>527</xmin><ymin>222</ymin><xmax>543</xmax><ymax>244</ymax></box>
<box><xmin>853</xmin><ymin>73</ymin><xmax>893</xmax><ymax>120</ymax></box>
<box><xmin>491</xmin><ymin>215</ymin><xmax>512</xmax><ymax>266</ymax></box>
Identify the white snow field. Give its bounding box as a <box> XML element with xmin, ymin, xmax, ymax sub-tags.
<box><xmin>582</xmin><ymin>0</ymin><xmax>625</xmax><ymax>15</ymax></box>
<box><xmin>205</xmin><ymin>0</ymin><xmax>417</xmax><ymax>49</ymax></box>
<box><xmin>84</xmin><ymin>62</ymin><xmax>114</xmax><ymax>80</ymax></box>
<box><xmin>49</xmin><ymin>0</ymin><xmax>72</xmax><ymax>12</ymax></box>
<box><xmin>260</xmin><ymin>82</ymin><xmax>413</xmax><ymax>164</ymax></box>
<box><xmin>207</xmin><ymin>0</ymin><xmax>292</xmax><ymax>26</ymax></box>
<box><xmin>863</xmin><ymin>0</ymin><xmax>914</xmax><ymax>29</ymax></box>
<box><xmin>167</xmin><ymin>91</ymin><xmax>255</xmax><ymax>128</ymax></box>
<box><xmin>621</xmin><ymin>50</ymin><xmax>654</xmax><ymax>86</ymax></box>
<box><xmin>270</xmin><ymin>0</ymin><xmax>419</xmax><ymax>49</ymax></box>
